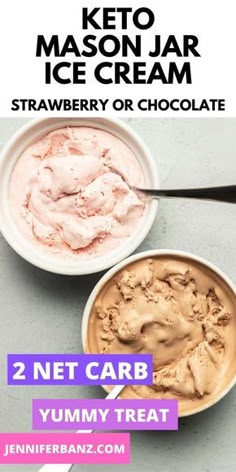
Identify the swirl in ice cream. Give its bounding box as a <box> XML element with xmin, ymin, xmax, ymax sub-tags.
<box><xmin>9</xmin><ymin>127</ymin><xmax>145</xmax><ymax>259</ymax></box>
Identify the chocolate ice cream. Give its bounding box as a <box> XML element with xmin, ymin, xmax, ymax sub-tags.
<box><xmin>86</xmin><ymin>255</ymin><xmax>236</xmax><ymax>414</ymax></box>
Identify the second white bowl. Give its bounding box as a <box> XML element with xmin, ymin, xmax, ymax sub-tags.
<box><xmin>82</xmin><ymin>249</ymin><xmax>236</xmax><ymax>417</ymax></box>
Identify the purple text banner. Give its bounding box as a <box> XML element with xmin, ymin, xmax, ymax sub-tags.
<box><xmin>33</xmin><ymin>399</ymin><xmax>178</xmax><ymax>430</ymax></box>
<box><xmin>7</xmin><ymin>354</ymin><xmax>153</xmax><ymax>385</ymax></box>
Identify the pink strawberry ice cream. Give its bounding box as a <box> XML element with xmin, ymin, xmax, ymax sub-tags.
<box><xmin>9</xmin><ymin>126</ymin><xmax>145</xmax><ymax>260</ymax></box>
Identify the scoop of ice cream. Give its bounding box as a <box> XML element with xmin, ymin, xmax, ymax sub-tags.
<box><xmin>26</xmin><ymin>155</ymin><xmax>116</xmax><ymax>249</ymax></box>
<box><xmin>20</xmin><ymin>154</ymin><xmax>144</xmax><ymax>250</ymax></box>
<box><xmin>9</xmin><ymin>127</ymin><xmax>145</xmax><ymax>259</ymax></box>
<box><xmin>88</xmin><ymin>256</ymin><xmax>236</xmax><ymax>413</ymax></box>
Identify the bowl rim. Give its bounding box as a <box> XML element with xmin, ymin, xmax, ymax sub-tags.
<box><xmin>81</xmin><ymin>248</ymin><xmax>236</xmax><ymax>417</ymax></box>
<box><xmin>0</xmin><ymin>117</ymin><xmax>159</xmax><ymax>275</ymax></box>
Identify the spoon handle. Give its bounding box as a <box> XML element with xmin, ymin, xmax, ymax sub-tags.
<box><xmin>136</xmin><ymin>185</ymin><xmax>236</xmax><ymax>203</ymax></box>
<box><xmin>38</xmin><ymin>385</ymin><xmax>125</xmax><ymax>472</ymax></box>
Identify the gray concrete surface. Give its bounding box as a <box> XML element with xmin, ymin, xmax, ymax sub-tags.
<box><xmin>0</xmin><ymin>118</ymin><xmax>235</xmax><ymax>472</ymax></box>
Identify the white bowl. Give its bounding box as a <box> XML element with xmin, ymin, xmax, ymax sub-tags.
<box><xmin>0</xmin><ymin>118</ymin><xmax>159</xmax><ymax>275</ymax></box>
<box><xmin>82</xmin><ymin>249</ymin><xmax>236</xmax><ymax>417</ymax></box>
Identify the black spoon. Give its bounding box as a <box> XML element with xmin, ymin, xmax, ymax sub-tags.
<box><xmin>108</xmin><ymin>167</ymin><xmax>236</xmax><ymax>204</ymax></box>
<box><xmin>131</xmin><ymin>185</ymin><xmax>236</xmax><ymax>204</ymax></box>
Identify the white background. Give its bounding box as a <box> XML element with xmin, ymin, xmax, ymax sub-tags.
<box><xmin>0</xmin><ymin>0</ymin><xmax>235</xmax><ymax>116</ymax></box>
